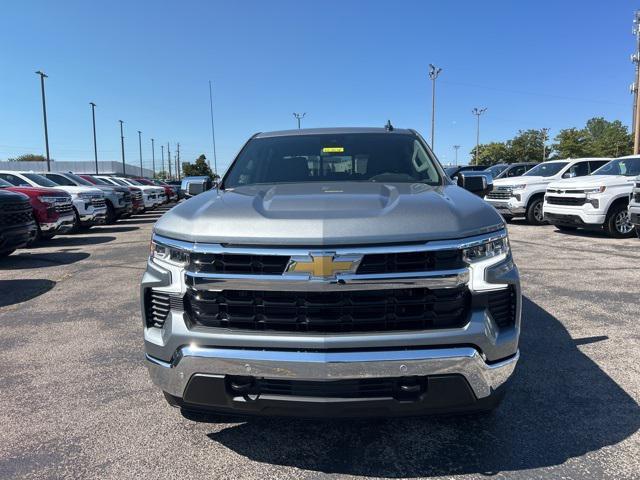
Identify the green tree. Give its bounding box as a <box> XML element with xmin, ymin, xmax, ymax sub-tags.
<box><xmin>507</xmin><ymin>129</ymin><xmax>547</xmax><ymax>162</ymax></box>
<box><xmin>182</xmin><ymin>154</ymin><xmax>217</xmax><ymax>179</ymax></box>
<box><xmin>8</xmin><ymin>153</ymin><xmax>50</xmax><ymax>162</ymax></box>
<box><xmin>551</xmin><ymin>128</ymin><xmax>590</xmax><ymax>158</ymax></box>
<box><xmin>584</xmin><ymin>117</ymin><xmax>632</xmax><ymax>157</ymax></box>
<box><xmin>470</xmin><ymin>142</ymin><xmax>511</xmax><ymax>166</ymax></box>
<box><xmin>155</xmin><ymin>170</ymin><xmax>170</xmax><ymax>180</ymax></box>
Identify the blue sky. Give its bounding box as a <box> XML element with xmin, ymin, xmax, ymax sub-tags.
<box><xmin>0</xmin><ymin>0</ymin><xmax>634</xmax><ymax>172</ymax></box>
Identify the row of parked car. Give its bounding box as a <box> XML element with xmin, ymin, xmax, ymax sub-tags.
<box><xmin>481</xmin><ymin>155</ymin><xmax>640</xmax><ymax>238</ymax></box>
<box><xmin>0</xmin><ymin>170</ymin><xmax>180</xmax><ymax>258</ymax></box>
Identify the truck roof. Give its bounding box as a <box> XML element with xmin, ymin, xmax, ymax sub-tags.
<box><xmin>255</xmin><ymin>127</ymin><xmax>415</xmax><ymax>138</ymax></box>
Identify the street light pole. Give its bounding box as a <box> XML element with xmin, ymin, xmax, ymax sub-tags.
<box><xmin>151</xmin><ymin>138</ymin><xmax>156</xmax><ymax>177</ymax></box>
<box><xmin>119</xmin><ymin>120</ymin><xmax>126</xmax><ymax>175</ymax></box>
<box><xmin>161</xmin><ymin>145</ymin><xmax>165</xmax><ymax>178</ymax></box>
<box><xmin>293</xmin><ymin>112</ymin><xmax>306</xmax><ymax>129</ymax></box>
<box><xmin>167</xmin><ymin>142</ymin><xmax>172</xmax><ymax>180</ymax></box>
<box><xmin>472</xmin><ymin>108</ymin><xmax>487</xmax><ymax>165</ymax></box>
<box><xmin>35</xmin><ymin>71</ymin><xmax>51</xmax><ymax>171</ymax></box>
<box><xmin>453</xmin><ymin>145</ymin><xmax>460</xmax><ymax>166</ymax></box>
<box><xmin>428</xmin><ymin>64</ymin><xmax>442</xmax><ymax>151</ymax></box>
<box><xmin>176</xmin><ymin>142</ymin><xmax>181</xmax><ymax>181</ymax></box>
<box><xmin>208</xmin><ymin>80</ymin><xmax>218</xmax><ymax>174</ymax></box>
<box><xmin>138</xmin><ymin>130</ymin><xmax>143</xmax><ymax>177</ymax></box>
<box><xmin>90</xmin><ymin>102</ymin><xmax>98</xmax><ymax>174</ymax></box>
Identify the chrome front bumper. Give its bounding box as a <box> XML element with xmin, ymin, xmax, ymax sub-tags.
<box><xmin>40</xmin><ymin>213</ymin><xmax>76</xmax><ymax>233</ymax></box>
<box><xmin>146</xmin><ymin>346</ymin><xmax>519</xmax><ymax>400</ymax></box>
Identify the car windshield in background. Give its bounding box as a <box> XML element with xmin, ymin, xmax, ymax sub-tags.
<box><xmin>125</xmin><ymin>179</ymin><xmax>142</xmax><ymax>185</ymax></box>
<box><xmin>0</xmin><ymin>178</ymin><xmax>13</xmax><ymax>187</ymax></box>
<box><xmin>223</xmin><ymin>133</ymin><xmax>442</xmax><ymax>188</ymax></box>
<box><xmin>110</xmin><ymin>178</ymin><xmax>130</xmax><ymax>186</ymax></box>
<box><xmin>485</xmin><ymin>164</ymin><xmax>508</xmax><ymax>176</ymax></box>
<box><xmin>592</xmin><ymin>157</ymin><xmax>640</xmax><ymax>176</ymax></box>
<box><xmin>65</xmin><ymin>173</ymin><xmax>94</xmax><ymax>186</ymax></box>
<box><xmin>87</xmin><ymin>176</ymin><xmax>109</xmax><ymax>185</ymax></box>
<box><xmin>523</xmin><ymin>162</ymin><xmax>568</xmax><ymax>177</ymax></box>
<box><xmin>23</xmin><ymin>173</ymin><xmax>59</xmax><ymax>187</ymax></box>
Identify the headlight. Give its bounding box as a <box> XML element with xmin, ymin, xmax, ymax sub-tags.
<box><xmin>79</xmin><ymin>192</ymin><xmax>96</xmax><ymax>200</ymax></box>
<box><xmin>510</xmin><ymin>184</ymin><xmax>527</xmax><ymax>191</ymax></box>
<box><xmin>463</xmin><ymin>236</ymin><xmax>510</xmax><ymax>263</ymax></box>
<box><xmin>584</xmin><ymin>186</ymin><xmax>606</xmax><ymax>195</ymax></box>
<box><xmin>150</xmin><ymin>240</ymin><xmax>190</xmax><ymax>266</ymax></box>
<box><xmin>38</xmin><ymin>195</ymin><xmax>63</xmax><ymax>204</ymax></box>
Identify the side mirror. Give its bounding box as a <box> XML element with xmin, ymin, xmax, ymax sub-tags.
<box><xmin>457</xmin><ymin>173</ymin><xmax>492</xmax><ymax>197</ymax></box>
<box><xmin>186</xmin><ymin>182</ymin><xmax>204</xmax><ymax>196</ymax></box>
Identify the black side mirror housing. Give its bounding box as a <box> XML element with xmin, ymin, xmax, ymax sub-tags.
<box><xmin>457</xmin><ymin>172</ymin><xmax>493</xmax><ymax>197</ymax></box>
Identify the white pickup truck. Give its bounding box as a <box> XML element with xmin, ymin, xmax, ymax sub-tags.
<box><xmin>629</xmin><ymin>175</ymin><xmax>640</xmax><ymax>238</ymax></box>
<box><xmin>485</xmin><ymin>158</ymin><xmax>610</xmax><ymax>225</ymax></box>
<box><xmin>544</xmin><ymin>156</ymin><xmax>640</xmax><ymax>238</ymax></box>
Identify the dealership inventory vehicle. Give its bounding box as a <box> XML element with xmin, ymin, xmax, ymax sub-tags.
<box><xmin>443</xmin><ymin>164</ymin><xmax>487</xmax><ymax>180</ymax></box>
<box><xmin>544</xmin><ymin>156</ymin><xmax>640</xmax><ymax>238</ymax></box>
<box><xmin>142</xmin><ymin>127</ymin><xmax>521</xmax><ymax>417</ymax></box>
<box><xmin>629</xmin><ymin>176</ymin><xmax>640</xmax><ymax>238</ymax></box>
<box><xmin>0</xmin><ymin>189</ymin><xmax>37</xmax><ymax>257</ymax></box>
<box><xmin>181</xmin><ymin>176</ymin><xmax>214</xmax><ymax>197</ymax></box>
<box><xmin>133</xmin><ymin>177</ymin><xmax>177</xmax><ymax>203</ymax></box>
<box><xmin>484</xmin><ymin>162</ymin><xmax>537</xmax><ymax>180</ymax></box>
<box><xmin>485</xmin><ymin>158</ymin><xmax>610</xmax><ymax>224</ymax></box>
<box><xmin>96</xmin><ymin>176</ymin><xmax>164</xmax><ymax>209</ymax></box>
<box><xmin>80</xmin><ymin>174</ymin><xmax>145</xmax><ymax>213</ymax></box>
<box><xmin>40</xmin><ymin>172</ymin><xmax>132</xmax><ymax>223</ymax></box>
<box><xmin>0</xmin><ymin>170</ymin><xmax>107</xmax><ymax>229</ymax></box>
<box><xmin>0</xmin><ymin>178</ymin><xmax>74</xmax><ymax>242</ymax></box>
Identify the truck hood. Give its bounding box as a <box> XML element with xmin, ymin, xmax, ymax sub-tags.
<box><xmin>493</xmin><ymin>176</ymin><xmax>552</xmax><ymax>188</ymax></box>
<box><xmin>51</xmin><ymin>185</ymin><xmax>103</xmax><ymax>196</ymax></box>
<box><xmin>154</xmin><ymin>182</ymin><xmax>504</xmax><ymax>246</ymax></box>
<box><xmin>548</xmin><ymin>175</ymin><xmax>635</xmax><ymax>190</ymax></box>
<box><xmin>3</xmin><ymin>186</ymin><xmax>70</xmax><ymax>198</ymax></box>
<box><xmin>92</xmin><ymin>185</ymin><xmax>128</xmax><ymax>194</ymax></box>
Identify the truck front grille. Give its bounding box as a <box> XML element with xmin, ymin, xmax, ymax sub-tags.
<box><xmin>486</xmin><ymin>287</ymin><xmax>517</xmax><ymax>328</ymax></box>
<box><xmin>0</xmin><ymin>202</ymin><xmax>33</xmax><ymax>226</ymax></box>
<box><xmin>545</xmin><ymin>196</ymin><xmax>586</xmax><ymax>206</ymax></box>
<box><xmin>189</xmin><ymin>253</ymin><xmax>290</xmax><ymax>275</ymax></box>
<box><xmin>54</xmin><ymin>201</ymin><xmax>74</xmax><ymax>215</ymax></box>
<box><xmin>144</xmin><ymin>290</ymin><xmax>182</xmax><ymax>328</ymax></box>
<box><xmin>486</xmin><ymin>187</ymin><xmax>512</xmax><ymax>200</ymax></box>
<box><xmin>184</xmin><ymin>286</ymin><xmax>471</xmax><ymax>333</ymax></box>
<box><xmin>254</xmin><ymin>377</ymin><xmax>425</xmax><ymax>399</ymax></box>
<box><xmin>91</xmin><ymin>197</ymin><xmax>106</xmax><ymax>208</ymax></box>
<box><xmin>132</xmin><ymin>191</ymin><xmax>143</xmax><ymax>202</ymax></box>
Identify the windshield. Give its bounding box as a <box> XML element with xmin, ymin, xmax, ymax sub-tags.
<box><xmin>123</xmin><ymin>178</ymin><xmax>142</xmax><ymax>185</ymax></box>
<box><xmin>592</xmin><ymin>157</ymin><xmax>640</xmax><ymax>177</ymax></box>
<box><xmin>223</xmin><ymin>133</ymin><xmax>442</xmax><ymax>188</ymax></box>
<box><xmin>23</xmin><ymin>173</ymin><xmax>59</xmax><ymax>187</ymax></box>
<box><xmin>485</xmin><ymin>164</ymin><xmax>508</xmax><ymax>176</ymax></box>
<box><xmin>65</xmin><ymin>173</ymin><xmax>94</xmax><ymax>186</ymax></box>
<box><xmin>0</xmin><ymin>178</ymin><xmax>12</xmax><ymax>187</ymax></box>
<box><xmin>106</xmin><ymin>177</ymin><xmax>130</xmax><ymax>186</ymax></box>
<box><xmin>84</xmin><ymin>175</ymin><xmax>108</xmax><ymax>185</ymax></box>
<box><xmin>523</xmin><ymin>162</ymin><xmax>568</xmax><ymax>177</ymax></box>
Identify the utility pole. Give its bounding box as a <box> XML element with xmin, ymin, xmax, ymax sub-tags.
<box><xmin>35</xmin><ymin>71</ymin><xmax>51</xmax><ymax>171</ymax></box>
<box><xmin>428</xmin><ymin>64</ymin><xmax>442</xmax><ymax>151</ymax></box>
<box><xmin>633</xmin><ymin>11</ymin><xmax>640</xmax><ymax>154</ymax></box>
<box><xmin>167</xmin><ymin>142</ymin><xmax>172</xmax><ymax>179</ymax></box>
<box><xmin>472</xmin><ymin>108</ymin><xmax>487</xmax><ymax>165</ymax></box>
<box><xmin>161</xmin><ymin>145</ymin><xmax>165</xmax><ymax>178</ymax></box>
<box><xmin>90</xmin><ymin>102</ymin><xmax>98</xmax><ymax>174</ymax></box>
<box><xmin>119</xmin><ymin>120</ymin><xmax>126</xmax><ymax>175</ymax></box>
<box><xmin>138</xmin><ymin>130</ymin><xmax>143</xmax><ymax>177</ymax></box>
<box><xmin>453</xmin><ymin>145</ymin><xmax>460</xmax><ymax>166</ymax></box>
<box><xmin>293</xmin><ymin>112</ymin><xmax>306</xmax><ymax>129</ymax></box>
<box><xmin>176</xmin><ymin>142</ymin><xmax>181</xmax><ymax>181</ymax></box>
<box><xmin>208</xmin><ymin>80</ymin><xmax>218</xmax><ymax>174</ymax></box>
<box><xmin>151</xmin><ymin>138</ymin><xmax>156</xmax><ymax>177</ymax></box>
<box><xmin>541</xmin><ymin>128</ymin><xmax>549</xmax><ymax>161</ymax></box>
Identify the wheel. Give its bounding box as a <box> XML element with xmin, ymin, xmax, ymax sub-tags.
<box><xmin>525</xmin><ymin>197</ymin><xmax>545</xmax><ymax>225</ymax></box>
<box><xmin>105</xmin><ymin>201</ymin><xmax>116</xmax><ymax>224</ymax></box>
<box><xmin>605</xmin><ymin>205</ymin><xmax>634</xmax><ymax>238</ymax></box>
<box><xmin>555</xmin><ymin>225</ymin><xmax>578</xmax><ymax>232</ymax></box>
<box><xmin>0</xmin><ymin>249</ymin><xmax>15</xmax><ymax>258</ymax></box>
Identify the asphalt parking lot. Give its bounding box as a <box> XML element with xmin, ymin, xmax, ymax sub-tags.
<box><xmin>0</xmin><ymin>206</ymin><xmax>639</xmax><ymax>479</ymax></box>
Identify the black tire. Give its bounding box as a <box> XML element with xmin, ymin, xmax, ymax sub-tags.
<box><xmin>605</xmin><ymin>204</ymin><xmax>634</xmax><ymax>238</ymax></box>
<box><xmin>636</xmin><ymin>227</ymin><xmax>640</xmax><ymax>239</ymax></box>
<box><xmin>502</xmin><ymin>215</ymin><xmax>514</xmax><ymax>223</ymax></box>
<box><xmin>525</xmin><ymin>197</ymin><xmax>545</xmax><ymax>225</ymax></box>
<box><xmin>555</xmin><ymin>225</ymin><xmax>578</xmax><ymax>232</ymax></box>
<box><xmin>0</xmin><ymin>249</ymin><xmax>15</xmax><ymax>258</ymax></box>
<box><xmin>105</xmin><ymin>201</ymin><xmax>116</xmax><ymax>224</ymax></box>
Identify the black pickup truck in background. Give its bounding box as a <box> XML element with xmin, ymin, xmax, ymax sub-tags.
<box><xmin>0</xmin><ymin>189</ymin><xmax>37</xmax><ymax>258</ymax></box>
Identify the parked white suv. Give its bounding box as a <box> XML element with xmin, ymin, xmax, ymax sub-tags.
<box><xmin>544</xmin><ymin>156</ymin><xmax>640</xmax><ymax>238</ymax></box>
<box><xmin>96</xmin><ymin>176</ymin><xmax>163</xmax><ymax>209</ymax></box>
<box><xmin>485</xmin><ymin>158</ymin><xmax>610</xmax><ymax>225</ymax></box>
<box><xmin>0</xmin><ymin>170</ymin><xmax>107</xmax><ymax>228</ymax></box>
<box><xmin>629</xmin><ymin>175</ymin><xmax>640</xmax><ymax>238</ymax></box>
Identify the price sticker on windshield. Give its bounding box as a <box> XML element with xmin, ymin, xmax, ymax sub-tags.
<box><xmin>322</xmin><ymin>147</ymin><xmax>344</xmax><ymax>154</ymax></box>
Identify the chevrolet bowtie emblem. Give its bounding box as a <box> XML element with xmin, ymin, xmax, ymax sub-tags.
<box><xmin>285</xmin><ymin>252</ymin><xmax>362</xmax><ymax>279</ymax></box>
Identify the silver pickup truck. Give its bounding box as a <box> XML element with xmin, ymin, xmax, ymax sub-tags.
<box><xmin>141</xmin><ymin>127</ymin><xmax>521</xmax><ymax>417</ymax></box>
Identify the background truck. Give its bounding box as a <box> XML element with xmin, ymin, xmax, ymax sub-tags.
<box><xmin>0</xmin><ymin>189</ymin><xmax>37</xmax><ymax>257</ymax></box>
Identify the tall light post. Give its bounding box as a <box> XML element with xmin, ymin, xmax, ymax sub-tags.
<box><xmin>167</xmin><ymin>142</ymin><xmax>172</xmax><ymax>180</ymax></box>
<box><xmin>208</xmin><ymin>80</ymin><xmax>218</xmax><ymax>174</ymax></box>
<box><xmin>137</xmin><ymin>130</ymin><xmax>143</xmax><ymax>177</ymax></box>
<box><xmin>35</xmin><ymin>70</ymin><xmax>51</xmax><ymax>171</ymax></box>
<box><xmin>151</xmin><ymin>138</ymin><xmax>156</xmax><ymax>177</ymax></box>
<box><xmin>541</xmin><ymin>128</ymin><xmax>549</xmax><ymax>162</ymax></box>
<box><xmin>453</xmin><ymin>145</ymin><xmax>461</xmax><ymax>166</ymax></box>
<box><xmin>293</xmin><ymin>112</ymin><xmax>306</xmax><ymax>129</ymax></box>
<box><xmin>119</xmin><ymin>120</ymin><xmax>126</xmax><ymax>175</ymax></box>
<box><xmin>428</xmin><ymin>64</ymin><xmax>442</xmax><ymax>151</ymax></box>
<box><xmin>472</xmin><ymin>108</ymin><xmax>487</xmax><ymax>165</ymax></box>
<box><xmin>161</xmin><ymin>145</ymin><xmax>165</xmax><ymax>178</ymax></box>
<box><xmin>90</xmin><ymin>102</ymin><xmax>98</xmax><ymax>174</ymax></box>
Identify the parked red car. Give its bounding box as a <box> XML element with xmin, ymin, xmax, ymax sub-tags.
<box><xmin>133</xmin><ymin>178</ymin><xmax>177</xmax><ymax>203</ymax></box>
<box><xmin>0</xmin><ymin>177</ymin><xmax>75</xmax><ymax>241</ymax></box>
<box><xmin>80</xmin><ymin>174</ymin><xmax>145</xmax><ymax>213</ymax></box>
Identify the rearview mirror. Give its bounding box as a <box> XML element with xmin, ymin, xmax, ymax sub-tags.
<box><xmin>457</xmin><ymin>173</ymin><xmax>493</xmax><ymax>197</ymax></box>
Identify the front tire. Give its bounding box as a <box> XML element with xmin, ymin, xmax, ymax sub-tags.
<box><xmin>526</xmin><ymin>197</ymin><xmax>545</xmax><ymax>225</ymax></box>
<box><xmin>0</xmin><ymin>249</ymin><xmax>15</xmax><ymax>258</ymax></box>
<box><xmin>105</xmin><ymin>201</ymin><xmax>116</xmax><ymax>224</ymax></box>
<box><xmin>605</xmin><ymin>205</ymin><xmax>634</xmax><ymax>238</ymax></box>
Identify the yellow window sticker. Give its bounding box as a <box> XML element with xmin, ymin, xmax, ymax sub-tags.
<box><xmin>322</xmin><ymin>147</ymin><xmax>344</xmax><ymax>153</ymax></box>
